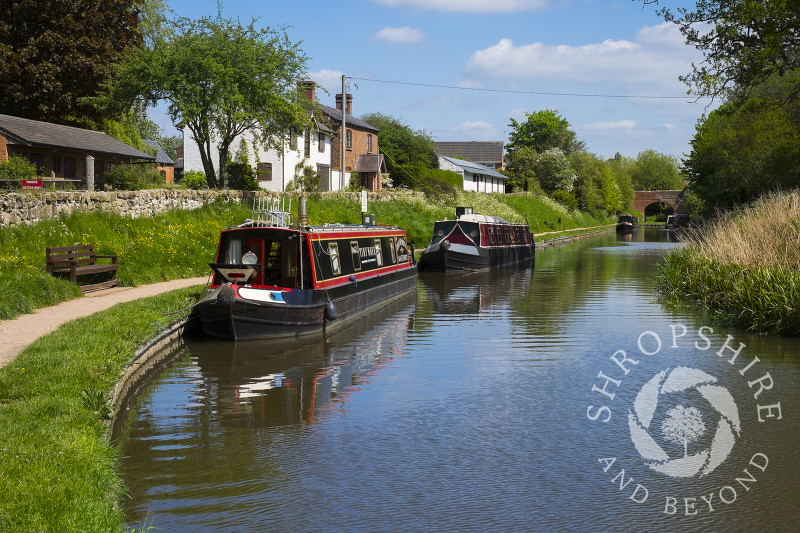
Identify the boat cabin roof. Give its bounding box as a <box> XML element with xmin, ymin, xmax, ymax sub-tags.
<box><xmin>456</xmin><ymin>214</ymin><xmax>510</xmax><ymax>224</ymax></box>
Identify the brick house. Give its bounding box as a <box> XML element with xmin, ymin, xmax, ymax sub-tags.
<box><xmin>143</xmin><ymin>139</ymin><xmax>175</xmax><ymax>185</ymax></box>
<box><xmin>0</xmin><ymin>114</ymin><xmax>154</xmax><ymax>188</ymax></box>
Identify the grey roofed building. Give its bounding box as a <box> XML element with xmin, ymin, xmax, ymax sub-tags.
<box><xmin>142</xmin><ymin>139</ymin><xmax>174</xmax><ymax>165</ymax></box>
<box><xmin>0</xmin><ymin>114</ymin><xmax>154</xmax><ymax>160</ymax></box>
<box><xmin>318</xmin><ymin>104</ymin><xmax>379</xmax><ymax>133</ymax></box>
<box><xmin>438</xmin><ymin>155</ymin><xmax>508</xmax><ymax>194</ymax></box>
<box><xmin>435</xmin><ymin>141</ymin><xmax>504</xmax><ymax>170</ymax></box>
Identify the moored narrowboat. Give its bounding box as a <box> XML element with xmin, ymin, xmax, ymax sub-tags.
<box><xmin>192</xmin><ymin>197</ymin><xmax>418</xmax><ymax>340</ymax></box>
<box><xmin>616</xmin><ymin>213</ymin><xmax>639</xmax><ymax>233</ymax></box>
<box><xmin>417</xmin><ymin>207</ymin><xmax>535</xmax><ymax>272</ymax></box>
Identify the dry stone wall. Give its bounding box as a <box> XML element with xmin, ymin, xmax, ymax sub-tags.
<box><xmin>0</xmin><ymin>189</ymin><xmax>250</xmax><ymax>226</ymax></box>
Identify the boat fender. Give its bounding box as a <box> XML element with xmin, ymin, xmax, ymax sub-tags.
<box><xmin>349</xmin><ymin>274</ymin><xmax>357</xmax><ymax>286</ymax></box>
<box><xmin>440</xmin><ymin>240</ymin><xmax>451</xmax><ymax>251</ymax></box>
<box><xmin>217</xmin><ymin>283</ymin><xmax>236</xmax><ymax>305</ymax></box>
<box><xmin>325</xmin><ymin>300</ymin><xmax>338</xmax><ymax>320</ymax></box>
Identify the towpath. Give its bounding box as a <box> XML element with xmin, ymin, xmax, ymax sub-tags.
<box><xmin>0</xmin><ymin>276</ymin><xmax>209</xmax><ymax>368</ymax></box>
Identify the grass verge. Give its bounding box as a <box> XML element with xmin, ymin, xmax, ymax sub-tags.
<box><xmin>656</xmin><ymin>190</ymin><xmax>800</xmax><ymax>335</ymax></box>
<box><xmin>0</xmin><ymin>287</ymin><xmax>200</xmax><ymax>532</ymax></box>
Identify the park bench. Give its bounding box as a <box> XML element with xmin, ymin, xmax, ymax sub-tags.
<box><xmin>45</xmin><ymin>244</ymin><xmax>119</xmax><ymax>292</ymax></box>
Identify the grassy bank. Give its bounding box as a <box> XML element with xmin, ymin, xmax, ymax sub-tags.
<box><xmin>0</xmin><ymin>190</ymin><xmax>612</xmax><ymax>321</ymax></box>
<box><xmin>0</xmin><ymin>288</ymin><xmax>199</xmax><ymax>531</ymax></box>
<box><xmin>657</xmin><ymin>190</ymin><xmax>800</xmax><ymax>335</ymax></box>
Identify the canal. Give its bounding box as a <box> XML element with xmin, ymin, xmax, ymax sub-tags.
<box><xmin>116</xmin><ymin>227</ymin><xmax>800</xmax><ymax>531</ymax></box>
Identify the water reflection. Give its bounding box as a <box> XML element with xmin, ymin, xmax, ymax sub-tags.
<box><xmin>117</xmin><ymin>228</ymin><xmax>800</xmax><ymax>532</ymax></box>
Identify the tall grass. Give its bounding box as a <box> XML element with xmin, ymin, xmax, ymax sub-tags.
<box><xmin>657</xmin><ymin>190</ymin><xmax>800</xmax><ymax>335</ymax></box>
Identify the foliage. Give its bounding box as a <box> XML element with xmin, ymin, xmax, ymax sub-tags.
<box><xmin>360</xmin><ymin>112</ymin><xmax>438</xmax><ymax>180</ymax></box>
<box><xmin>0</xmin><ymin>0</ymin><xmax>144</xmax><ymax>127</ymax></box>
<box><xmin>684</xmin><ymin>74</ymin><xmax>800</xmax><ymax>213</ymax></box>
<box><xmin>287</xmin><ymin>163</ymin><xmax>320</xmax><ymax>193</ymax></box>
<box><xmin>394</xmin><ymin>164</ymin><xmax>462</xmax><ymax>192</ymax></box>
<box><xmin>649</xmin><ymin>0</ymin><xmax>800</xmax><ymax>103</ymax></box>
<box><xmin>657</xmin><ymin>190</ymin><xmax>800</xmax><ymax>335</ymax></box>
<box><xmin>0</xmin><ymin>156</ymin><xmax>38</xmax><ymax>181</ymax></box>
<box><xmin>504</xmin><ymin>147</ymin><xmax>538</xmax><ymax>192</ymax></box>
<box><xmin>629</xmin><ymin>149</ymin><xmax>684</xmax><ymax>191</ymax></box>
<box><xmin>507</xmin><ymin>109</ymin><xmax>585</xmax><ymax>156</ymax></box>
<box><xmin>227</xmin><ymin>140</ymin><xmax>259</xmax><ymax>191</ymax></box>
<box><xmin>112</xmin><ymin>13</ymin><xmax>311</xmax><ymax>188</ymax></box>
<box><xmin>103</xmin><ymin>163</ymin><xmax>164</xmax><ymax>191</ymax></box>
<box><xmin>534</xmin><ymin>148</ymin><xmax>576</xmax><ymax>195</ymax></box>
<box><xmin>551</xmin><ymin>190</ymin><xmax>578</xmax><ymax>211</ymax></box>
<box><xmin>181</xmin><ymin>170</ymin><xmax>207</xmax><ymax>190</ymax></box>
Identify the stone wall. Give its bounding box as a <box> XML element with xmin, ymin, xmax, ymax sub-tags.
<box><xmin>0</xmin><ymin>189</ymin><xmax>252</xmax><ymax>226</ymax></box>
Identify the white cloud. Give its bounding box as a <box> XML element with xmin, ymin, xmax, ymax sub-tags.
<box><xmin>373</xmin><ymin>26</ymin><xmax>425</xmax><ymax>44</ymax></box>
<box><xmin>464</xmin><ymin>23</ymin><xmax>699</xmax><ymax>88</ymax></box>
<box><xmin>452</xmin><ymin>121</ymin><xmax>495</xmax><ymax>132</ymax></box>
<box><xmin>307</xmin><ymin>69</ymin><xmax>345</xmax><ymax>91</ymax></box>
<box><xmin>370</xmin><ymin>0</ymin><xmax>547</xmax><ymax>13</ymax></box>
<box><xmin>579</xmin><ymin>120</ymin><xmax>637</xmax><ymax>131</ymax></box>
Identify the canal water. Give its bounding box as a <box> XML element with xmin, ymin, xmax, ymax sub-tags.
<box><xmin>116</xmin><ymin>228</ymin><xmax>800</xmax><ymax>532</ymax></box>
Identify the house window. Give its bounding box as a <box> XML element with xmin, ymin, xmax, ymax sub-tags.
<box><xmin>28</xmin><ymin>153</ymin><xmax>44</xmax><ymax>174</ymax></box>
<box><xmin>367</xmin><ymin>134</ymin><xmax>373</xmax><ymax>153</ymax></box>
<box><xmin>346</xmin><ymin>129</ymin><xmax>352</xmax><ymax>149</ymax></box>
<box><xmin>304</xmin><ymin>129</ymin><xmax>310</xmax><ymax>157</ymax></box>
<box><xmin>64</xmin><ymin>157</ymin><xmax>76</xmax><ymax>179</ymax></box>
<box><xmin>289</xmin><ymin>127</ymin><xmax>298</xmax><ymax>150</ymax></box>
<box><xmin>52</xmin><ymin>156</ymin><xmax>61</xmax><ymax>174</ymax></box>
<box><xmin>95</xmin><ymin>160</ymin><xmax>105</xmax><ymax>177</ymax></box>
<box><xmin>257</xmin><ymin>162</ymin><xmax>272</xmax><ymax>181</ymax></box>
<box><xmin>318</xmin><ymin>133</ymin><xmax>325</xmax><ymax>152</ymax></box>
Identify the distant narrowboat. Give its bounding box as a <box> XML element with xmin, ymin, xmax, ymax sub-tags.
<box><xmin>417</xmin><ymin>207</ymin><xmax>535</xmax><ymax>272</ymax></box>
<box><xmin>616</xmin><ymin>213</ymin><xmax>639</xmax><ymax>233</ymax></box>
<box><xmin>192</xmin><ymin>197</ymin><xmax>418</xmax><ymax>340</ymax></box>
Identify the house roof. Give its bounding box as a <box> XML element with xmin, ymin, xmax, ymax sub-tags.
<box><xmin>318</xmin><ymin>105</ymin><xmax>379</xmax><ymax>133</ymax></box>
<box><xmin>0</xmin><ymin>114</ymin><xmax>154</xmax><ymax>160</ymax></box>
<box><xmin>435</xmin><ymin>141</ymin><xmax>504</xmax><ymax>163</ymax></box>
<box><xmin>440</xmin><ymin>155</ymin><xmax>507</xmax><ymax>180</ymax></box>
<box><xmin>143</xmin><ymin>139</ymin><xmax>175</xmax><ymax>165</ymax></box>
<box><xmin>355</xmin><ymin>154</ymin><xmax>386</xmax><ymax>173</ymax></box>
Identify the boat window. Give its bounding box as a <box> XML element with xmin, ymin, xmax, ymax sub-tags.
<box><xmin>328</xmin><ymin>242</ymin><xmax>341</xmax><ymax>275</ymax></box>
<box><xmin>351</xmin><ymin>240</ymin><xmax>361</xmax><ymax>271</ymax></box>
<box><xmin>488</xmin><ymin>227</ymin><xmax>495</xmax><ymax>245</ymax></box>
<box><xmin>225</xmin><ymin>239</ymin><xmax>243</xmax><ymax>264</ymax></box>
<box><xmin>395</xmin><ymin>236</ymin><xmax>409</xmax><ymax>263</ymax></box>
<box><xmin>283</xmin><ymin>239</ymin><xmax>297</xmax><ymax>282</ymax></box>
<box><xmin>386</xmin><ymin>236</ymin><xmax>397</xmax><ymax>264</ymax></box>
<box><xmin>374</xmin><ymin>239</ymin><xmax>383</xmax><ymax>266</ymax></box>
<box><xmin>436</xmin><ymin>229</ymin><xmax>444</xmax><ymax>237</ymax></box>
<box><xmin>503</xmin><ymin>227</ymin><xmax>510</xmax><ymax>244</ymax></box>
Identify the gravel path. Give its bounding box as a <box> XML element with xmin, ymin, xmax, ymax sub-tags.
<box><xmin>0</xmin><ymin>276</ymin><xmax>209</xmax><ymax>368</ymax></box>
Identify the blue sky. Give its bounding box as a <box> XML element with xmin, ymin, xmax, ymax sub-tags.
<box><xmin>162</xmin><ymin>0</ymin><xmax>710</xmax><ymax>160</ymax></box>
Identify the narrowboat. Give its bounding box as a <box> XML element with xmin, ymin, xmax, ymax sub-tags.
<box><xmin>417</xmin><ymin>207</ymin><xmax>535</xmax><ymax>272</ymax></box>
<box><xmin>192</xmin><ymin>197</ymin><xmax>418</xmax><ymax>341</ymax></box>
<box><xmin>616</xmin><ymin>213</ymin><xmax>639</xmax><ymax>233</ymax></box>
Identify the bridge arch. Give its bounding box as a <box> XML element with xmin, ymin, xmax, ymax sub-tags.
<box><xmin>634</xmin><ymin>190</ymin><xmax>684</xmax><ymax>216</ymax></box>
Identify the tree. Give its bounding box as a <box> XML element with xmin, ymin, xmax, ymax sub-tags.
<box><xmin>359</xmin><ymin>113</ymin><xmax>438</xmax><ymax>183</ymax></box>
<box><xmin>504</xmin><ymin>146</ymin><xmax>538</xmax><ymax>192</ymax></box>
<box><xmin>507</xmin><ymin>109</ymin><xmax>585</xmax><ymax>156</ymax></box>
<box><xmin>647</xmin><ymin>0</ymin><xmax>800</xmax><ymax>103</ymax></box>
<box><xmin>661</xmin><ymin>405</ymin><xmax>706</xmax><ymax>458</ymax></box>
<box><xmin>0</xmin><ymin>0</ymin><xmax>143</xmax><ymax>127</ymax></box>
<box><xmin>112</xmin><ymin>14</ymin><xmax>311</xmax><ymax>188</ymax></box>
<box><xmin>535</xmin><ymin>148</ymin><xmax>576</xmax><ymax>195</ymax></box>
<box><xmin>629</xmin><ymin>150</ymin><xmax>684</xmax><ymax>191</ymax></box>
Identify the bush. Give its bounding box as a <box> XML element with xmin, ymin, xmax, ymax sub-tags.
<box><xmin>228</xmin><ymin>160</ymin><xmax>259</xmax><ymax>191</ymax></box>
<box><xmin>181</xmin><ymin>170</ymin><xmax>207</xmax><ymax>190</ymax></box>
<box><xmin>0</xmin><ymin>156</ymin><xmax>37</xmax><ymax>181</ymax></box>
<box><xmin>103</xmin><ymin>163</ymin><xmax>163</xmax><ymax>190</ymax></box>
<box><xmin>286</xmin><ymin>163</ymin><xmax>320</xmax><ymax>193</ymax></box>
<box><xmin>551</xmin><ymin>190</ymin><xmax>578</xmax><ymax>210</ymax></box>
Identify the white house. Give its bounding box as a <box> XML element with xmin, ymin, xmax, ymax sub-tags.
<box><xmin>438</xmin><ymin>155</ymin><xmax>508</xmax><ymax>193</ymax></box>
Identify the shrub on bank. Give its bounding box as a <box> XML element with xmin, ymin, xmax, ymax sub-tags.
<box><xmin>657</xmin><ymin>190</ymin><xmax>800</xmax><ymax>335</ymax></box>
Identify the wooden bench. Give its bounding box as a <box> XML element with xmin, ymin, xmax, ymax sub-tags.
<box><xmin>46</xmin><ymin>245</ymin><xmax>119</xmax><ymax>292</ymax></box>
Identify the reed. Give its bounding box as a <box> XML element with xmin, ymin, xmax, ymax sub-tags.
<box><xmin>657</xmin><ymin>190</ymin><xmax>800</xmax><ymax>335</ymax></box>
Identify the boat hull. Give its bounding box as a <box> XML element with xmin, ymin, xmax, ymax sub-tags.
<box><xmin>194</xmin><ymin>268</ymin><xmax>418</xmax><ymax>341</ymax></box>
<box><xmin>418</xmin><ymin>240</ymin><xmax>535</xmax><ymax>272</ymax></box>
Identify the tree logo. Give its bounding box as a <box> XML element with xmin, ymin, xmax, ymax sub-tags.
<box><xmin>628</xmin><ymin>366</ymin><xmax>741</xmax><ymax>478</ymax></box>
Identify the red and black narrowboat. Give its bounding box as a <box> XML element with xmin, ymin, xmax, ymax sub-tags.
<box><xmin>417</xmin><ymin>208</ymin><xmax>535</xmax><ymax>272</ymax></box>
<box><xmin>193</xmin><ymin>197</ymin><xmax>418</xmax><ymax>340</ymax></box>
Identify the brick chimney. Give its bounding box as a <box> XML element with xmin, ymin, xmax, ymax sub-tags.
<box><xmin>335</xmin><ymin>93</ymin><xmax>353</xmax><ymax>114</ymax></box>
<box><xmin>299</xmin><ymin>80</ymin><xmax>316</xmax><ymax>102</ymax></box>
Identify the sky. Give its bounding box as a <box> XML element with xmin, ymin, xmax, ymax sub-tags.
<box><xmin>161</xmin><ymin>0</ymin><xmax>712</xmax><ymax>161</ymax></box>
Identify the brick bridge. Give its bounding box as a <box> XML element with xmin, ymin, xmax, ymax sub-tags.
<box><xmin>634</xmin><ymin>190</ymin><xmax>684</xmax><ymax>215</ymax></box>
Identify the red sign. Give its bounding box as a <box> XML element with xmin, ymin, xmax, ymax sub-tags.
<box><xmin>22</xmin><ymin>180</ymin><xmax>42</xmax><ymax>190</ymax></box>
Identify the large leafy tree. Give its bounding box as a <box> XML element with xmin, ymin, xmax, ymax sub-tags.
<box><xmin>113</xmin><ymin>14</ymin><xmax>310</xmax><ymax>188</ymax></box>
<box><xmin>359</xmin><ymin>112</ymin><xmax>438</xmax><ymax>179</ymax></box>
<box><xmin>629</xmin><ymin>149</ymin><xmax>684</xmax><ymax>191</ymax></box>
<box><xmin>647</xmin><ymin>0</ymin><xmax>800</xmax><ymax>103</ymax></box>
<box><xmin>0</xmin><ymin>0</ymin><xmax>143</xmax><ymax>126</ymax></box>
<box><xmin>507</xmin><ymin>109</ymin><xmax>585</xmax><ymax>156</ymax></box>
